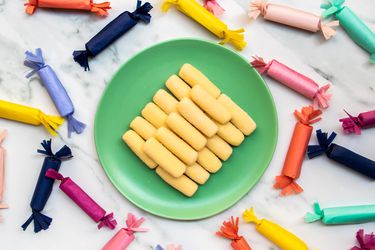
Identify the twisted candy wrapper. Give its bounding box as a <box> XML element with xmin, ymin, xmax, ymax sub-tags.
<box><xmin>305</xmin><ymin>202</ymin><xmax>375</xmax><ymax>225</ymax></box>
<box><xmin>243</xmin><ymin>208</ymin><xmax>308</xmax><ymax>250</ymax></box>
<box><xmin>274</xmin><ymin>106</ymin><xmax>321</xmax><ymax>196</ymax></box>
<box><xmin>102</xmin><ymin>213</ymin><xmax>148</xmax><ymax>250</ymax></box>
<box><xmin>162</xmin><ymin>0</ymin><xmax>246</xmax><ymax>50</ymax></box>
<box><xmin>25</xmin><ymin>0</ymin><xmax>111</xmax><ymax>16</ymax></box>
<box><xmin>22</xmin><ymin>140</ymin><xmax>72</xmax><ymax>233</ymax></box>
<box><xmin>308</xmin><ymin>129</ymin><xmax>375</xmax><ymax>179</ymax></box>
<box><xmin>340</xmin><ymin>110</ymin><xmax>375</xmax><ymax>135</ymax></box>
<box><xmin>73</xmin><ymin>0</ymin><xmax>152</xmax><ymax>71</ymax></box>
<box><xmin>46</xmin><ymin>169</ymin><xmax>117</xmax><ymax>229</ymax></box>
<box><xmin>351</xmin><ymin>229</ymin><xmax>375</xmax><ymax>250</ymax></box>
<box><xmin>0</xmin><ymin>100</ymin><xmax>63</xmax><ymax>136</ymax></box>
<box><xmin>203</xmin><ymin>0</ymin><xmax>224</xmax><ymax>17</ymax></box>
<box><xmin>0</xmin><ymin>131</ymin><xmax>8</xmax><ymax>211</ymax></box>
<box><xmin>321</xmin><ymin>0</ymin><xmax>375</xmax><ymax>63</ymax></box>
<box><xmin>249</xmin><ymin>0</ymin><xmax>339</xmax><ymax>39</ymax></box>
<box><xmin>155</xmin><ymin>245</ymin><xmax>182</xmax><ymax>250</ymax></box>
<box><xmin>251</xmin><ymin>57</ymin><xmax>331</xmax><ymax>109</ymax></box>
<box><xmin>217</xmin><ymin>216</ymin><xmax>252</xmax><ymax>250</ymax></box>
<box><xmin>25</xmin><ymin>49</ymin><xmax>86</xmax><ymax>137</ymax></box>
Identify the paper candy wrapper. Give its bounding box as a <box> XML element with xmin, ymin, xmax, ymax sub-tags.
<box><xmin>251</xmin><ymin>57</ymin><xmax>331</xmax><ymax>109</ymax></box>
<box><xmin>351</xmin><ymin>229</ymin><xmax>375</xmax><ymax>250</ymax></box>
<box><xmin>102</xmin><ymin>213</ymin><xmax>148</xmax><ymax>250</ymax></box>
<box><xmin>243</xmin><ymin>208</ymin><xmax>308</xmax><ymax>250</ymax></box>
<box><xmin>0</xmin><ymin>131</ymin><xmax>8</xmax><ymax>211</ymax></box>
<box><xmin>25</xmin><ymin>49</ymin><xmax>86</xmax><ymax>137</ymax></box>
<box><xmin>216</xmin><ymin>217</ymin><xmax>252</xmax><ymax>250</ymax></box>
<box><xmin>46</xmin><ymin>169</ymin><xmax>117</xmax><ymax>229</ymax></box>
<box><xmin>340</xmin><ymin>110</ymin><xmax>375</xmax><ymax>135</ymax></box>
<box><xmin>249</xmin><ymin>0</ymin><xmax>339</xmax><ymax>39</ymax></box>
<box><xmin>25</xmin><ymin>0</ymin><xmax>111</xmax><ymax>16</ymax></box>
<box><xmin>274</xmin><ymin>106</ymin><xmax>322</xmax><ymax>196</ymax></box>
<box><xmin>162</xmin><ymin>0</ymin><xmax>246</xmax><ymax>50</ymax></box>
<box><xmin>321</xmin><ymin>0</ymin><xmax>375</xmax><ymax>63</ymax></box>
<box><xmin>0</xmin><ymin>99</ymin><xmax>63</xmax><ymax>136</ymax></box>
<box><xmin>73</xmin><ymin>0</ymin><xmax>152</xmax><ymax>71</ymax></box>
<box><xmin>22</xmin><ymin>140</ymin><xmax>72</xmax><ymax>233</ymax></box>
<box><xmin>155</xmin><ymin>245</ymin><xmax>182</xmax><ymax>250</ymax></box>
<box><xmin>308</xmin><ymin>129</ymin><xmax>375</xmax><ymax>179</ymax></box>
<box><xmin>203</xmin><ymin>0</ymin><xmax>224</xmax><ymax>17</ymax></box>
<box><xmin>305</xmin><ymin>202</ymin><xmax>375</xmax><ymax>225</ymax></box>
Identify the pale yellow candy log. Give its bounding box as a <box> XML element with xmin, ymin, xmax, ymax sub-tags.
<box><xmin>218</xmin><ymin>94</ymin><xmax>256</xmax><ymax>135</ymax></box>
<box><xmin>141</xmin><ymin>103</ymin><xmax>167</xmax><ymax>128</ymax></box>
<box><xmin>156</xmin><ymin>167</ymin><xmax>198</xmax><ymax>197</ymax></box>
<box><xmin>185</xmin><ymin>163</ymin><xmax>210</xmax><ymax>185</ymax></box>
<box><xmin>217</xmin><ymin>122</ymin><xmax>244</xmax><ymax>146</ymax></box>
<box><xmin>179</xmin><ymin>64</ymin><xmax>221</xmax><ymax>98</ymax></box>
<box><xmin>206</xmin><ymin>135</ymin><xmax>233</xmax><ymax>161</ymax></box>
<box><xmin>177</xmin><ymin>97</ymin><xmax>218</xmax><ymax>137</ymax></box>
<box><xmin>165</xmin><ymin>75</ymin><xmax>190</xmax><ymax>101</ymax></box>
<box><xmin>153</xmin><ymin>89</ymin><xmax>179</xmax><ymax>114</ymax></box>
<box><xmin>130</xmin><ymin>116</ymin><xmax>156</xmax><ymax>140</ymax></box>
<box><xmin>190</xmin><ymin>85</ymin><xmax>231</xmax><ymax>124</ymax></box>
<box><xmin>122</xmin><ymin>130</ymin><xmax>157</xmax><ymax>169</ymax></box>
<box><xmin>144</xmin><ymin>137</ymin><xmax>186</xmax><ymax>178</ymax></box>
<box><xmin>166</xmin><ymin>113</ymin><xmax>207</xmax><ymax>151</ymax></box>
<box><xmin>197</xmin><ymin>147</ymin><xmax>222</xmax><ymax>173</ymax></box>
<box><xmin>155</xmin><ymin>127</ymin><xmax>198</xmax><ymax>166</ymax></box>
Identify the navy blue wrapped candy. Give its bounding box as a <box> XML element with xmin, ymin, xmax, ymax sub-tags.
<box><xmin>73</xmin><ymin>0</ymin><xmax>153</xmax><ymax>71</ymax></box>
<box><xmin>22</xmin><ymin>140</ymin><xmax>72</xmax><ymax>233</ymax></box>
<box><xmin>24</xmin><ymin>48</ymin><xmax>86</xmax><ymax>137</ymax></box>
<box><xmin>308</xmin><ymin>129</ymin><xmax>375</xmax><ymax>179</ymax></box>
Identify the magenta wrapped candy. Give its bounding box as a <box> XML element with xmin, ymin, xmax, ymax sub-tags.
<box><xmin>45</xmin><ymin>169</ymin><xmax>117</xmax><ymax>229</ymax></box>
<box><xmin>340</xmin><ymin>110</ymin><xmax>375</xmax><ymax>135</ymax></box>
<box><xmin>351</xmin><ymin>229</ymin><xmax>375</xmax><ymax>250</ymax></box>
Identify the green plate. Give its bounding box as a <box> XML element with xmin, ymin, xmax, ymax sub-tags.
<box><xmin>94</xmin><ymin>39</ymin><xmax>278</xmax><ymax>220</ymax></box>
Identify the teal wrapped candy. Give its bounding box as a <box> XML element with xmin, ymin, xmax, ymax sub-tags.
<box><xmin>305</xmin><ymin>202</ymin><xmax>375</xmax><ymax>225</ymax></box>
<box><xmin>321</xmin><ymin>0</ymin><xmax>375</xmax><ymax>63</ymax></box>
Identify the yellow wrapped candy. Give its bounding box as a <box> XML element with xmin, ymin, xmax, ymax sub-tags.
<box><xmin>0</xmin><ymin>100</ymin><xmax>63</xmax><ymax>136</ymax></box>
<box><xmin>162</xmin><ymin>0</ymin><xmax>246</xmax><ymax>50</ymax></box>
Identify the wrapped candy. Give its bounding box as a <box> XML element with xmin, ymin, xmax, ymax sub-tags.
<box><xmin>243</xmin><ymin>208</ymin><xmax>308</xmax><ymax>250</ymax></box>
<box><xmin>305</xmin><ymin>202</ymin><xmax>375</xmax><ymax>225</ymax></box>
<box><xmin>321</xmin><ymin>0</ymin><xmax>375</xmax><ymax>63</ymax></box>
<box><xmin>251</xmin><ymin>56</ymin><xmax>331</xmax><ymax>109</ymax></box>
<box><xmin>274</xmin><ymin>106</ymin><xmax>322</xmax><ymax>196</ymax></box>
<box><xmin>155</xmin><ymin>245</ymin><xmax>182</xmax><ymax>250</ymax></box>
<box><xmin>25</xmin><ymin>49</ymin><xmax>86</xmax><ymax>137</ymax></box>
<box><xmin>162</xmin><ymin>0</ymin><xmax>246</xmax><ymax>50</ymax></box>
<box><xmin>308</xmin><ymin>129</ymin><xmax>375</xmax><ymax>179</ymax></box>
<box><xmin>216</xmin><ymin>216</ymin><xmax>252</xmax><ymax>250</ymax></box>
<box><xmin>22</xmin><ymin>140</ymin><xmax>72</xmax><ymax>233</ymax></box>
<box><xmin>203</xmin><ymin>0</ymin><xmax>224</xmax><ymax>17</ymax></box>
<box><xmin>102</xmin><ymin>213</ymin><xmax>148</xmax><ymax>250</ymax></box>
<box><xmin>0</xmin><ymin>99</ymin><xmax>63</xmax><ymax>136</ymax></box>
<box><xmin>351</xmin><ymin>229</ymin><xmax>375</xmax><ymax>250</ymax></box>
<box><xmin>249</xmin><ymin>0</ymin><xmax>339</xmax><ymax>39</ymax></box>
<box><xmin>340</xmin><ymin>110</ymin><xmax>375</xmax><ymax>135</ymax></box>
<box><xmin>73</xmin><ymin>0</ymin><xmax>152</xmax><ymax>71</ymax></box>
<box><xmin>0</xmin><ymin>130</ymin><xmax>8</xmax><ymax>211</ymax></box>
<box><xmin>24</xmin><ymin>0</ymin><xmax>111</xmax><ymax>16</ymax></box>
<box><xmin>45</xmin><ymin>169</ymin><xmax>117</xmax><ymax>229</ymax></box>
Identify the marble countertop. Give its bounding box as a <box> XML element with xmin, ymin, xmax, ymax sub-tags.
<box><xmin>0</xmin><ymin>0</ymin><xmax>374</xmax><ymax>249</ymax></box>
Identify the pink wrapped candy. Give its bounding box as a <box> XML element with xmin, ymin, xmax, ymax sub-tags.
<box><xmin>203</xmin><ymin>0</ymin><xmax>224</xmax><ymax>17</ymax></box>
<box><xmin>340</xmin><ymin>110</ymin><xmax>375</xmax><ymax>135</ymax></box>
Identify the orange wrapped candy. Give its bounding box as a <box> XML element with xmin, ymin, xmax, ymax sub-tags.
<box><xmin>217</xmin><ymin>217</ymin><xmax>252</xmax><ymax>250</ymax></box>
<box><xmin>274</xmin><ymin>106</ymin><xmax>322</xmax><ymax>196</ymax></box>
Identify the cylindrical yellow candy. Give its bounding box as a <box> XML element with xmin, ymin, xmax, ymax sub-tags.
<box><xmin>179</xmin><ymin>64</ymin><xmax>221</xmax><ymax>98</ymax></box>
<box><xmin>130</xmin><ymin>116</ymin><xmax>156</xmax><ymax>140</ymax></box>
<box><xmin>190</xmin><ymin>85</ymin><xmax>231</xmax><ymax>124</ymax></box>
<box><xmin>206</xmin><ymin>135</ymin><xmax>233</xmax><ymax>161</ymax></box>
<box><xmin>0</xmin><ymin>99</ymin><xmax>63</xmax><ymax>136</ymax></box>
<box><xmin>153</xmin><ymin>89</ymin><xmax>178</xmax><ymax>114</ymax></box>
<box><xmin>156</xmin><ymin>167</ymin><xmax>198</xmax><ymax>197</ymax></box>
<box><xmin>217</xmin><ymin>122</ymin><xmax>244</xmax><ymax>146</ymax></box>
<box><xmin>141</xmin><ymin>103</ymin><xmax>167</xmax><ymax>128</ymax></box>
<box><xmin>197</xmin><ymin>147</ymin><xmax>222</xmax><ymax>173</ymax></box>
<box><xmin>165</xmin><ymin>75</ymin><xmax>190</xmax><ymax>101</ymax></box>
<box><xmin>177</xmin><ymin>97</ymin><xmax>218</xmax><ymax>137</ymax></box>
<box><xmin>218</xmin><ymin>94</ymin><xmax>257</xmax><ymax>136</ymax></box>
<box><xmin>166</xmin><ymin>113</ymin><xmax>207</xmax><ymax>151</ymax></box>
<box><xmin>155</xmin><ymin>127</ymin><xmax>198</xmax><ymax>166</ymax></box>
<box><xmin>243</xmin><ymin>208</ymin><xmax>308</xmax><ymax>250</ymax></box>
<box><xmin>122</xmin><ymin>130</ymin><xmax>157</xmax><ymax>169</ymax></box>
<box><xmin>185</xmin><ymin>163</ymin><xmax>210</xmax><ymax>185</ymax></box>
<box><xmin>144</xmin><ymin>137</ymin><xmax>186</xmax><ymax>178</ymax></box>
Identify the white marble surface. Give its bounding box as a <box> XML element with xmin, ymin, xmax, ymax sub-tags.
<box><xmin>0</xmin><ymin>0</ymin><xmax>374</xmax><ymax>249</ymax></box>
